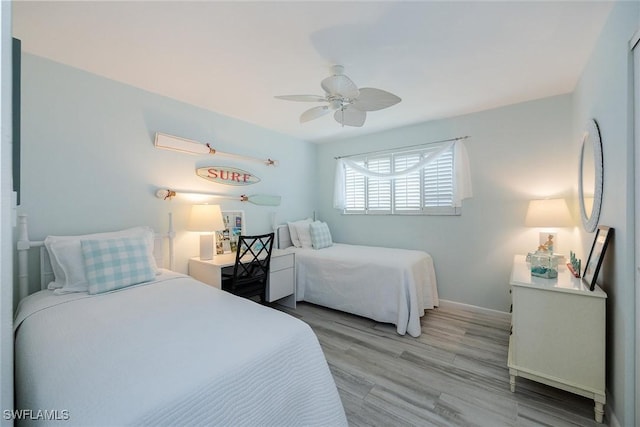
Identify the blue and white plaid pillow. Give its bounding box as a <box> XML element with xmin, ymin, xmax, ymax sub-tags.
<box><xmin>309</xmin><ymin>221</ymin><xmax>333</xmax><ymax>250</ymax></box>
<box><xmin>81</xmin><ymin>236</ymin><xmax>156</xmax><ymax>295</ymax></box>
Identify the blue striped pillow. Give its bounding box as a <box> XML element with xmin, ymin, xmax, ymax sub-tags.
<box><xmin>310</xmin><ymin>221</ymin><xmax>333</xmax><ymax>249</ymax></box>
<box><xmin>81</xmin><ymin>236</ymin><xmax>156</xmax><ymax>294</ymax></box>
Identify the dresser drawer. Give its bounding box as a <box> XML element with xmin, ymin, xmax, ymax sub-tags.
<box><xmin>271</xmin><ymin>253</ymin><xmax>294</xmax><ymax>272</ymax></box>
<box><xmin>268</xmin><ymin>267</ymin><xmax>294</xmax><ymax>301</ymax></box>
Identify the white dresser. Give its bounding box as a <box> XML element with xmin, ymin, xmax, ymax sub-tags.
<box><xmin>508</xmin><ymin>255</ymin><xmax>607</xmax><ymax>423</ymax></box>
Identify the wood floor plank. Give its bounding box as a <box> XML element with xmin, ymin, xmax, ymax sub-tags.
<box><xmin>328</xmin><ymin>364</ymin><xmax>375</xmax><ymax>400</ymax></box>
<box><xmin>437</xmin><ymin>392</ymin><xmax>517</xmax><ymax>427</ymax></box>
<box><xmin>279</xmin><ymin>302</ymin><xmax>602</xmax><ymax>426</ymax></box>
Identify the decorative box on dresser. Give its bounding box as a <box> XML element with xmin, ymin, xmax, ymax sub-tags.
<box><xmin>188</xmin><ymin>249</ymin><xmax>296</xmax><ymax>308</ymax></box>
<box><xmin>508</xmin><ymin>255</ymin><xmax>607</xmax><ymax>423</ymax></box>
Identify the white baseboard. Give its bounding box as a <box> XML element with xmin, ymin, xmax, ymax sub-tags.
<box><xmin>438</xmin><ymin>299</ymin><xmax>511</xmax><ymax>322</ymax></box>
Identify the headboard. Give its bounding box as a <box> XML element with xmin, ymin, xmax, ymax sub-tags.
<box><xmin>16</xmin><ymin>213</ymin><xmax>175</xmax><ymax>300</ymax></box>
<box><xmin>276</xmin><ymin>224</ymin><xmax>293</xmax><ymax>250</ymax></box>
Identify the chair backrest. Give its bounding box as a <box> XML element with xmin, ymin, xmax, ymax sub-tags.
<box><xmin>231</xmin><ymin>232</ymin><xmax>275</xmax><ymax>289</ymax></box>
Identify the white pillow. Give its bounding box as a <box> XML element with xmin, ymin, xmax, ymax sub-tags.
<box><xmin>44</xmin><ymin>239</ymin><xmax>66</xmax><ymax>290</ymax></box>
<box><xmin>294</xmin><ymin>220</ymin><xmax>320</xmax><ymax>249</ymax></box>
<box><xmin>287</xmin><ymin>218</ymin><xmax>312</xmax><ymax>248</ymax></box>
<box><xmin>44</xmin><ymin>226</ymin><xmax>158</xmax><ymax>294</ymax></box>
<box><xmin>287</xmin><ymin>222</ymin><xmax>300</xmax><ymax>247</ymax></box>
<box><xmin>51</xmin><ymin>239</ymin><xmax>92</xmax><ymax>294</ymax></box>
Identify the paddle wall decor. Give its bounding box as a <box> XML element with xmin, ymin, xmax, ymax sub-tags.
<box><xmin>156</xmin><ymin>189</ymin><xmax>281</xmax><ymax>206</ymax></box>
<box><xmin>154</xmin><ymin>132</ymin><xmax>278</xmax><ymax>166</ymax></box>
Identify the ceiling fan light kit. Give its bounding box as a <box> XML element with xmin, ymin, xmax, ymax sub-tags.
<box><xmin>276</xmin><ymin>65</ymin><xmax>401</xmax><ymax>127</ymax></box>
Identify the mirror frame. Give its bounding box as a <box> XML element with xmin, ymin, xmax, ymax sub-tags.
<box><xmin>578</xmin><ymin>119</ymin><xmax>603</xmax><ymax>232</ymax></box>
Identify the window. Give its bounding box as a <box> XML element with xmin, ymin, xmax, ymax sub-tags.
<box><xmin>342</xmin><ymin>143</ymin><xmax>459</xmax><ymax>215</ymax></box>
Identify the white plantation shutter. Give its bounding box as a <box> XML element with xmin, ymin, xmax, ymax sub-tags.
<box><xmin>340</xmin><ymin>140</ymin><xmax>468</xmax><ymax>215</ymax></box>
<box><xmin>366</xmin><ymin>156</ymin><xmax>391</xmax><ymax>212</ymax></box>
<box><xmin>394</xmin><ymin>152</ymin><xmax>421</xmax><ymax>212</ymax></box>
<box><xmin>344</xmin><ymin>160</ymin><xmax>365</xmax><ymax>212</ymax></box>
<box><xmin>423</xmin><ymin>145</ymin><xmax>454</xmax><ymax>208</ymax></box>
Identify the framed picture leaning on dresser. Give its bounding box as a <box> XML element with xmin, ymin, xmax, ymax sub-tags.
<box><xmin>583</xmin><ymin>226</ymin><xmax>612</xmax><ymax>291</ymax></box>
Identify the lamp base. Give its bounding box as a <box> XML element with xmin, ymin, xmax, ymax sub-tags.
<box><xmin>199</xmin><ymin>233</ymin><xmax>214</xmax><ymax>260</ymax></box>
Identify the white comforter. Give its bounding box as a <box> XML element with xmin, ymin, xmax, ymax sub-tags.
<box><xmin>294</xmin><ymin>244</ymin><xmax>439</xmax><ymax>337</ymax></box>
<box><xmin>14</xmin><ymin>271</ymin><xmax>346</xmax><ymax>426</ymax></box>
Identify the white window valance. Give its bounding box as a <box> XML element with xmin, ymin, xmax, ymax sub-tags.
<box><xmin>333</xmin><ymin>140</ymin><xmax>472</xmax><ymax>210</ymax></box>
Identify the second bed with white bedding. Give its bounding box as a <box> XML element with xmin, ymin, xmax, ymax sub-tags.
<box><xmin>291</xmin><ymin>243</ymin><xmax>439</xmax><ymax>337</ymax></box>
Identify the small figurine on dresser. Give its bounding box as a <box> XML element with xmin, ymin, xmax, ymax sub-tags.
<box><xmin>567</xmin><ymin>251</ymin><xmax>581</xmax><ymax>278</ymax></box>
<box><xmin>542</xmin><ymin>234</ymin><xmax>554</xmax><ymax>253</ymax></box>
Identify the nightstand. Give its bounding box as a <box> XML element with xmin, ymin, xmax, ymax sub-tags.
<box><xmin>508</xmin><ymin>255</ymin><xmax>606</xmax><ymax>422</ymax></box>
<box><xmin>188</xmin><ymin>250</ymin><xmax>296</xmax><ymax>308</ymax></box>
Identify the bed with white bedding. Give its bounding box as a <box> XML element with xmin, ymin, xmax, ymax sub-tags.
<box><xmin>14</xmin><ymin>216</ymin><xmax>346</xmax><ymax>426</ymax></box>
<box><xmin>278</xmin><ymin>222</ymin><xmax>439</xmax><ymax>337</ymax></box>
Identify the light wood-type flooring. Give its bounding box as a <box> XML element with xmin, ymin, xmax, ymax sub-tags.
<box><xmin>280</xmin><ymin>302</ymin><xmax>603</xmax><ymax>427</ymax></box>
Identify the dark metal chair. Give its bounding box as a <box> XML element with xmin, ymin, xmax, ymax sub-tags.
<box><xmin>221</xmin><ymin>233</ymin><xmax>274</xmax><ymax>303</ymax></box>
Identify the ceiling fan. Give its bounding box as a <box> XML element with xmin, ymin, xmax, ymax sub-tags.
<box><xmin>275</xmin><ymin>65</ymin><xmax>401</xmax><ymax>127</ymax></box>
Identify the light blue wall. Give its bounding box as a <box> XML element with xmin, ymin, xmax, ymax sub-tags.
<box><xmin>20</xmin><ymin>54</ymin><xmax>316</xmax><ymax>285</ymax></box>
<box><xmin>315</xmin><ymin>94</ymin><xmax>577</xmax><ymax>313</ymax></box>
<box><xmin>572</xmin><ymin>2</ymin><xmax>639</xmax><ymax>425</ymax></box>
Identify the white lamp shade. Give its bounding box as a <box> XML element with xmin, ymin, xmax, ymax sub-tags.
<box><xmin>188</xmin><ymin>204</ymin><xmax>225</xmax><ymax>232</ymax></box>
<box><xmin>525</xmin><ymin>198</ymin><xmax>573</xmax><ymax>227</ymax></box>
<box><xmin>188</xmin><ymin>204</ymin><xmax>225</xmax><ymax>261</ymax></box>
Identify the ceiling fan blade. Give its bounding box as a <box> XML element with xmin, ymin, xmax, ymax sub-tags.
<box><xmin>300</xmin><ymin>106</ymin><xmax>330</xmax><ymax>123</ymax></box>
<box><xmin>334</xmin><ymin>107</ymin><xmax>366</xmax><ymax>127</ymax></box>
<box><xmin>352</xmin><ymin>88</ymin><xmax>402</xmax><ymax>111</ymax></box>
<box><xmin>321</xmin><ymin>74</ymin><xmax>360</xmax><ymax>99</ymax></box>
<box><xmin>275</xmin><ymin>95</ymin><xmax>326</xmax><ymax>102</ymax></box>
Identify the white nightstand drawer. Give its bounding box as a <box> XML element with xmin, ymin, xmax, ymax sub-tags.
<box><xmin>268</xmin><ymin>268</ymin><xmax>294</xmax><ymax>302</ymax></box>
<box><xmin>271</xmin><ymin>253</ymin><xmax>294</xmax><ymax>272</ymax></box>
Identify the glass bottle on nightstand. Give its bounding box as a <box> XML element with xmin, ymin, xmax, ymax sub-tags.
<box><xmin>530</xmin><ymin>249</ymin><xmax>558</xmax><ymax>279</ymax></box>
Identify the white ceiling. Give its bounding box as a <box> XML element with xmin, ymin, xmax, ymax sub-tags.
<box><xmin>13</xmin><ymin>1</ymin><xmax>613</xmax><ymax>143</ymax></box>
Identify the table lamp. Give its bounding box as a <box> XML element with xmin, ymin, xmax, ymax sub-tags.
<box><xmin>188</xmin><ymin>204</ymin><xmax>225</xmax><ymax>260</ymax></box>
<box><xmin>524</xmin><ymin>198</ymin><xmax>573</xmax><ymax>253</ymax></box>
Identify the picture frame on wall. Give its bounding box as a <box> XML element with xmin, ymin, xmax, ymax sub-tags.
<box><xmin>216</xmin><ymin>211</ymin><xmax>246</xmax><ymax>255</ymax></box>
<box><xmin>582</xmin><ymin>225</ymin><xmax>612</xmax><ymax>291</ymax></box>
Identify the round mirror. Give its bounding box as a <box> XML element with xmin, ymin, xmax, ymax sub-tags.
<box><xmin>578</xmin><ymin>119</ymin><xmax>603</xmax><ymax>232</ymax></box>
